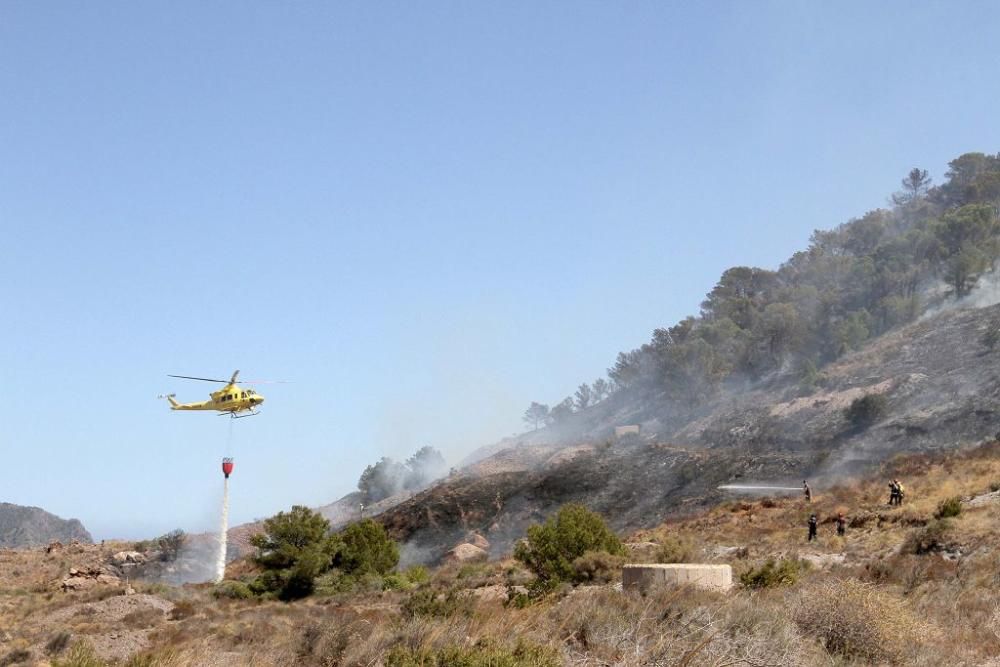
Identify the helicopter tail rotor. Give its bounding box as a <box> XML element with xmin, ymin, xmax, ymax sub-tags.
<box><xmin>157</xmin><ymin>393</ymin><xmax>180</xmax><ymax>408</ymax></box>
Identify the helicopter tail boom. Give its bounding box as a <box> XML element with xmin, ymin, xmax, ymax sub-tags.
<box><xmin>157</xmin><ymin>393</ymin><xmax>181</xmax><ymax>408</ymax></box>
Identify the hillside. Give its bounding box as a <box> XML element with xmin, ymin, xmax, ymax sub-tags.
<box><xmin>6</xmin><ymin>440</ymin><xmax>1000</xmax><ymax>665</ymax></box>
<box><xmin>371</xmin><ymin>301</ymin><xmax>1000</xmax><ymax>562</ymax></box>
<box><xmin>0</xmin><ymin>503</ymin><xmax>92</xmax><ymax>548</ymax></box>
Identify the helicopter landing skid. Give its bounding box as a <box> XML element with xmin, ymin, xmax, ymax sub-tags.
<box><xmin>220</xmin><ymin>410</ymin><xmax>260</xmax><ymax>419</ymax></box>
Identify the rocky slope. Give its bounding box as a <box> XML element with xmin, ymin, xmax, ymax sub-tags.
<box><xmin>373</xmin><ymin>302</ymin><xmax>1000</xmax><ymax>563</ymax></box>
<box><xmin>0</xmin><ymin>503</ymin><xmax>92</xmax><ymax>548</ymax></box>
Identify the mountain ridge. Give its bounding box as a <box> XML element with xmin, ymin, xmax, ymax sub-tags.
<box><xmin>0</xmin><ymin>502</ymin><xmax>93</xmax><ymax>548</ymax></box>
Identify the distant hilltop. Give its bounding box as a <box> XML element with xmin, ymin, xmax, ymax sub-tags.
<box><xmin>0</xmin><ymin>502</ymin><xmax>92</xmax><ymax>548</ymax></box>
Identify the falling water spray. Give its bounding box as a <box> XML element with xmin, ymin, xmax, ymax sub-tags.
<box><xmin>717</xmin><ymin>485</ymin><xmax>803</xmax><ymax>492</ymax></box>
<box><xmin>215</xmin><ymin>458</ymin><xmax>234</xmax><ymax>583</ymax></box>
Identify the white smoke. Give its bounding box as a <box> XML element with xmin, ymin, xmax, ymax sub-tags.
<box><xmin>921</xmin><ymin>270</ymin><xmax>1000</xmax><ymax>320</ymax></box>
<box><xmin>215</xmin><ymin>477</ymin><xmax>230</xmax><ymax>583</ymax></box>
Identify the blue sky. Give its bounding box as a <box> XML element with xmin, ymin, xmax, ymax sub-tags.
<box><xmin>3</xmin><ymin>2</ymin><xmax>1000</xmax><ymax>539</ymax></box>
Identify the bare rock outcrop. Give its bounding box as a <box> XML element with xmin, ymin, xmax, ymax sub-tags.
<box><xmin>61</xmin><ymin>566</ymin><xmax>121</xmax><ymax>591</ymax></box>
<box><xmin>445</xmin><ymin>543</ymin><xmax>488</xmax><ymax>563</ymax></box>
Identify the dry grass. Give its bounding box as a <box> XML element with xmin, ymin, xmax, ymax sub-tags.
<box><xmin>9</xmin><ymin>442</ymin><xmax>1000</xmax><ymax>665</ymax></box>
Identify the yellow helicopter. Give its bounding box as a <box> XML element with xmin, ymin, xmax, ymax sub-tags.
<box><xmin>161</xmin><ymin>370</ymin><xmax>266</xmax><ymax>418</ymax></box>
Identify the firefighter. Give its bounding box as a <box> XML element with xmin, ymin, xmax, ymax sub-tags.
<box><xmin>808</xmin><ymin>513</ymin><xmax>818</xmax><ymax>541</ymax></box>
<box><xmin>888</xmin><ymin>479</ymin><xmax>898</xmax><ymax>505</ymax></box>
<box><xmin>895</xmin><ymin>479</ymin><xmax>905</xmax><ymax>505</ymax></box>
<box><xmin>803</xmin><ymin>480</ymin><xmax>813</xmax><ymax>503</ymax></box>
<box><xmin>836</xmin><ymin>512</ymin><xmax>847</xmax><ymax>537</ymax></box>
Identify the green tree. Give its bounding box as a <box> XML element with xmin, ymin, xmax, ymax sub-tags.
<box><xmin>608</xmin><ymin>350</ymin><xmax>643</xmax><ymax>389</ymax></box>
<box><xmin>250</xmin><ymin>505</ymin><xmax>336</xmax><ymax>600</ymax></box>
<box><xmin>334</xmin><ymin>519</ymin><xmax>399</xmax><ymax>576</ymax></box>
<box><xmin>513</xmin><ymin>503</ymin><xmax>624</xmax><ymax>584</ymax></box>
<box><xmin>549</xmin><ymin>397</ymin><xmax>575</xmax><ymax>423</ymax></box>
<box><xmin>833</xmin><ymin>310</ymin><xmax>872</xmax><ymax>356</ymax></box>
<box><xmin>843</xmin><ymin>393</ymin><xmax>888</xmax><ymax>429</ymax></box>
<box><xmin>522</xmin><ymin>402</ymin><xmax>549</xmax><ymax>430</ymax></box>
<box><xmin>404</xmin><ymin>446</ymin><xmax>447</xmax><ymax>490</ymax></box>
<box><xmin>574</xmin><ymin>383</ymin><xmax>592</xmax><ymax>410</ymax></box>
<box><xmin>358</xmin><ymin>457</ymin><xmax>407</xmax><ymax>503</ymax></box>
<box><xmin>592</xmin><ymin>378</ymin><xmax>609</xmax><ymax>402</ymax></box>
<box><xmin>934</xmin><ymin>204</ymin><xmax>1000</xmax><ymax>297</ymax></box>
<box><xmin>892</xmin><ymin>168</ymin><xmax>932</xmax><ymax>205</ymax></box>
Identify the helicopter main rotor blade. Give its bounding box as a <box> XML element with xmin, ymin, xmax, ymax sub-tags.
<box><xmin>239</xmin><ymin>379</ymin><xmax>291</xmax><ymax>384</ymax></box>
<box><xmin>168</xmin><ymin>374</ymin><xmax>230</xmax><ymax>383</ymax></box>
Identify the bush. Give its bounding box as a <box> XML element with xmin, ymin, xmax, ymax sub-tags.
<box><xmin>572</xmin><ymin>551</ymin><xmax>625</xmax><ymax>583</ymax></box>
<box><xmin>653</xmin><ymin>535</ymin><xmax>695</xmax><ymax>563</ymax></box>
<box><xmin>400</xmin><ymin>587</ymin><xmax>472</xmax><ymax>619</ymax></box>
<box><xmin>334</xmin><ymin>519</ymin><xmax>399</xmax><ymax>576</ymax></box>
<box><xmin>403</xmin><ymin>565</ymin><xmax>430</xmax><ymax>585</ymax></box>
<box><xmin>167</xmin><ymin>600</ymin><xmax>197</xmax><ymax>620</ymax></box>
<box><xmin>385</xmin><ymin>639</ymin><xmax>560</xmax><ymax>667</ymax></box>
<box><xmin>934</xmin><ymin>496</ymin><xmax>962</xmax><ymax>519</ymax></box>
<box><xmin>45</xmin><ymin>632</ymin><xmax>72</xmax><ymax>656</ymax></box>
<box><xmin>740</xmin><ymin>558</ymin><xmax>809</xmax><ymax>589</ymax></box>
<box><xmin>381</xmin><ymin>572</ymin><xmax>411</xmax><ymax>591</ymax></box>
<box><xmin>121</xmin><ymin>607</ymin><xmax>165</xmax><ymax>629</ymax></box>
<box><xmin>155</xmin><ymin>529</ymin><xmax>185</xmax><ymax>562</ymax></box>
<box><xmin>794</xmin><ymin>579</ymin><xmax>930</xmax><ymax>663</ymax></box>
<box><xmin>902</xmin><ymin>519</ymin><xmax>953</xmax><ymax>555</ymax></box>
<box><xmin>844</xmin><ymin>393</ymin><xmax>888</xmax><ymax>429</ymax></box>
<box><xmin>0</xmin><ymin>649</ymin><xmax>32</xmax><ymax>666</ymax></box>
<box><xmin>51</xmin><ymin>643</ymin><xmax>103</xmax><ymax>667</ymax></box>
<box><xmin>250</xmin><ymin>505</ymin><xmax>337</xmax><ymax>600</ymax></box>
<box><xmin>212</xmin><ymin>580</ymin><xmax>254</xmax><ymax>600</ymax></box>
<box><xmin>513</xmin><ymin>504</ymin><xmax>625</xmax><ymax>584</ymax></box>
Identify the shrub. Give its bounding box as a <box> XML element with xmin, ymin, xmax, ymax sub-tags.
<box><xmin>572</xmin><ymin>551</ymin><xmax>625</xmax><ymax>583</ymax></box>
<box><xmin>121</xmin><ymin>607</ymin><xmax>165</xmax><ymax>629</ymax></box>
<box><xmin>45</xmin><ymin>632</ymin><xmax>72</xmax><ymax>656</ymax></box>
<box><xmin>381</xmin><ymin>572</ymin><xmax>411</xmax><ymax>591</ymax></box>
<box><xmin>385</xmin><ymin>639</ymin><xmax>560</xmax><ymax>667</ymax></box>
<box><xmin>844</xmin><ymin>393</ymin><xmax>888</xmax><ymax>429</ymax></box>
<box><xmin>794</xmin><ymin>579</ymin><xmax>930</xmax><ymax>662</ymax></box>
<box><xmin>653</xmin><ymin>535</ymin><xmax>695</xmax><ymax>563</ymax></box>
<box><xmin>250</xmin><ymin>505</ymin><xmax>337</xmax><ymax>600</ymax></box>
<box><xmin>403</xmin><ymin>565</ymin><xmax>430</xmax><ymax>585</ymax></box>
<box><xmin>334</xmin><ymin>519</ymin><xmax>399</xmax><ymax>576</ymax></box>
<box><xmin>51</xmin><ymin>642</ymin><xmax>103</xmax><ymax>667</ymax></box>
<box><xmin>513</xmin><ymin>504</ymin><xmax>625</xmax><ymax>584</ymax></box>
<box><xmin>167</xmin><ymin>600</ymin><xmax>197</xmax><ymax>620</ymax></box>
<box><xmin>212</xmin><ymin>580</ymin><xmax>254</xmax><ymax>600</ymax></box>
<box><xmin>740</xmin><ymin>558</ymin><xmax>809</xmax><ymax>589</ymax></box>
<box><xmin>902</xmin><ymin>519</ymin><xmax>953</xmax><ymax>555</ymax></box>
<box><xmin>934</xmin><ymin>496</ymin><xmax>962</xmax><ymax>519</ymax></box>
<box><xmin>400</xmin><ymin>587</ymin><xmax>472</xmax><ymax>619</ymax></box>
<box><xmin>155</xmin><ymin>529</ymin><xmax>185</xmax><ymax>562</ymax></box>
<box><xmin>0</xmin><ymin>649</ymin><xmax>32</xmax><ymax>666</ymax></box>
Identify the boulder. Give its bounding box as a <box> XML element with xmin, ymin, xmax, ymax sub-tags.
<box><xmin>467</xmin><ymin>532</ymin><xmax>490</xmax><ymax>551</ymax></box>
<box><xmin>445</xmin><ymin>543</ymin><xmax>488</xmax><ymax>563</ymax></box>
<box><xmin>61</xmin><ymin>566</ymin><xmax>121</xmax><ymax>591</ymax></box>
<box><xmin>111</xmin><ymin>551</ymin><xmax>145</xmax><ymax>566</ymax></box>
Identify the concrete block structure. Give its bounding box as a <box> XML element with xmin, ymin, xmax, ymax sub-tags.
<box><xmin>622</xmin><ymin>564</ymin><xmax>732</xmax><ymax>593</ymax></box>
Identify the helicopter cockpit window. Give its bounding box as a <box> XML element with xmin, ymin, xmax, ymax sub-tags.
<box><xmin>241</xmin><ymin>392</ymin><xmax>246</xmax><ymax>399</ymax></box>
